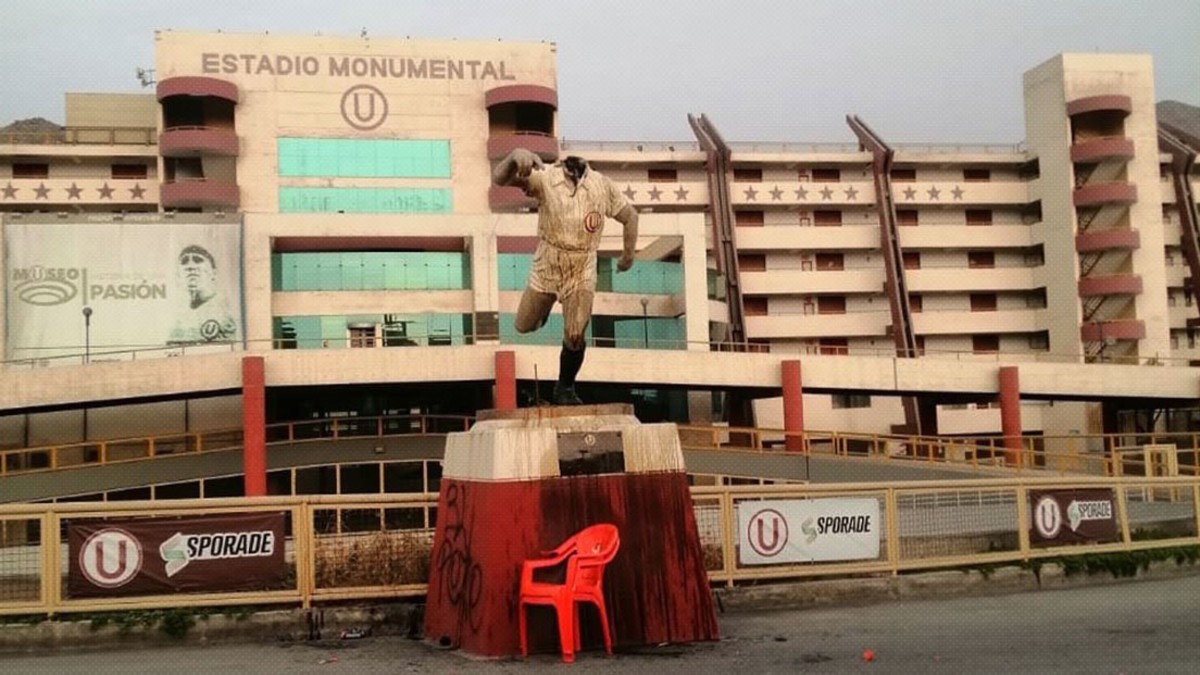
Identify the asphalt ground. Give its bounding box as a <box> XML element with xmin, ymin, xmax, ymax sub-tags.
<box><xmin>3</xmin><ymin>574</ymin><xmax>1198</xmax><ymax>674</ymax></box>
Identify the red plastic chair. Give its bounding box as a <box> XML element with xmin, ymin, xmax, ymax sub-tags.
<box><xmin>518</xmin><ymin>523</ymin><xmax>620</xmax><ymax>663</ymax></box>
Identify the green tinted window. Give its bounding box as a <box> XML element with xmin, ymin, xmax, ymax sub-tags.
<box><xmin>277</xmin><ymin>138</ymin><xmax>451</xmax><ymax>178</ymax></box>
<box><xmin>272</xmin><ymin>252</ymin><xmax>470</xmax><ymax>291</ymax></box>
<box><xmin>279</xmin><ymin>187</ymin><xmax>452</xmax><ymax>213</ymax></box>
<box><xmin>498</xmin><ymin>255</ymin><xmax>684</xmax><ymax>294</ymax></box>
<box><xmin>273</xmin><ymin>313</ymin><xmax>472</xmax><ymax>348</ymax></box>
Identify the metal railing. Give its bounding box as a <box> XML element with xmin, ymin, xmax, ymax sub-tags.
<box><xmin>0</xmin><ymin>414</ymin><xmax>472</xmax><ymax>478</ymax></box>
<box><xmin>0</xmin><ymin>126</ymin><xmax>157</xmax><ymax>146</ymax></box>
<box><xmin>2</xmin><ymin>475</ymin><xmax>1196</xmax><ymax>616</ymax></box>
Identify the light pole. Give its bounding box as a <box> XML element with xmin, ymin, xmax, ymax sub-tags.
<box><xmin>640</xmin><ymin>297</ymin><xmax>650</xmax><ymax>349</ymax></box>
<box><xmin>82</xmin><ymin>306</ymin><xmax>92</xmax><ymax>364</ymax></box>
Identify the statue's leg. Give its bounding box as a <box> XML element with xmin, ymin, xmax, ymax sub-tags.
<box><xmin>513</xmin><ymin>287</ymin><xmax>556</xmax><ymax>334</ymax></box>
<box><xmin>554</xmin><ymin>290</ymin><xmax>594</xmax><ymax>405</ymax></box>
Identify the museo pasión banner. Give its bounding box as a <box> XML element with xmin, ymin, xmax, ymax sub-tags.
<box><xmin>4</xmin><ymin>221</ymin><xmax>243</xmax><ymax>361</ymax></box>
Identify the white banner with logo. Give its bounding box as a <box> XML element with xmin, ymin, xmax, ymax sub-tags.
<box><xmin>736</xmin><ymin>498</ymin><xmax>881</xmax><ymax>565</ymax></box>
<box><xmin>4</xmin><ymin>220</ymin><xmax>243</xmax><ymax>361</ymax></box>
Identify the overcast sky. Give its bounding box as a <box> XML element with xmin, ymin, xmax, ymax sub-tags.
<box><xmin>1</xmin><ymin>0</ymin><xmax>1197</xmax><ymax>143</ymax></box>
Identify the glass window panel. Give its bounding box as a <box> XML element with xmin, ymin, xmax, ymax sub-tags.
<box><xmin>277</xmin><ymin>138</ymin><xmax>452</xmax><ymax>178</ymax></box>
<box><xmin>341</xmin><ymin>252</ymin><xmax>364</xmax><ymax>291</ymax></box>
<box><xmin>361</xmin><ymin>252</ymin><xmax>388</xmax><ymax>289</ymax></box>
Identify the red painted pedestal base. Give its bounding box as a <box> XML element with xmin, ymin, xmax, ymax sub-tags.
<box><xmin>424</xmin><ymin>472</ymin><xmax>719</xmax><ymax>657</ymax></box>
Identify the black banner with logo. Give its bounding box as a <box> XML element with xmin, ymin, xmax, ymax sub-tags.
<box><xmin>67</xmin><ymin>512</ymin><xmax>287</xmax><ymax>598</ymax></box>
<box><xmin>1028</xmin><ymin>489</ymin><xmax>1120</xmax><ymax>547</ymax></box>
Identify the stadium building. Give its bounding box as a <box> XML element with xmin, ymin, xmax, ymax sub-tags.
<box><xmin>2</xmin><ymin>30</ymin><xmax>1200</xmax><ymax>499</ymax></box>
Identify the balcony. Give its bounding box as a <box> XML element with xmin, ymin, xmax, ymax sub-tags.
<box><xmin>610</xmin><ymin>181</ymin><xmax>708</xmax><ymax>209</ymax></box>
<box><xmin>740</xmin><ymin>269</ymin><xmax>885</xmax><ymax>295</ymax></box>
<box><xmin>735</xmin><ymin>225</ymin><xmax>878</xmax><ymax>251</ymax></box>
<box><xmin>160</xmin><ymin>179</ymin><xmax>239</xmax><ymax>209</ymax></box>
<box><xmin>159</xmin><ymin>126</ymin><xmax>239</xmax><ymax>157</ymax></box>
<box><xmin>1073</xmin><ymin>182</ymin><xmax>1137</xmax><ymax>207</ymax></box>
<box><xmin>1066</xmin><ymin>94</ymin><xmax>1132</xmax><ymax>117</ymax></box>
<box><xmin>899</xmin><ymin>225</ymin><xmax>1034</xmax><ymax>249</ymax></box>
<box><xmin>911</xmin><ymin>309</ymin><xmax>1044</xmax><ymax>336</ymax></box>
<box><xmin>1077</xmin><ymin>274</ymin><xmax>1143</xmax><ymax>297</ymax></box>
<box><xmin>156</xmin><ymin>76</ymin><xmax>239</xmax><ymax>104</ymax></box>
<box><xmin>486</xmin><ymin>132</ymin><xmax>558</xmax><ymax>162</ymax></box>
<box><xmin>488</xmin><ymin>185</ymin><xmax>537</xmax><ymax>211</ymax></box>
<box><xmin>744</xmin><ymin>311</ymin><xmax>891</xmax><ymax>339</ymax></box>
<box><xmin>1074</xmin><ymin>228</ymin><xmax>1140</xmax><ymax>253</ymax></box>
<box><xmin>1080</xmin><ymin>319</ymin><xmax>1145</xmax><ymax>342</ymax></box>
<box><xmin>1070</xmin><ymin>137</ymin><xmax>1135</xmax><ymax>164</ymax></box>
<box><xmin>906</xmin><ymin>266</ymin><xmax>1038</xmax><ymax>293</ymax></box>
<box><xmin>485</xmin><ymin>84</ymin><xmax>557</xmax><ymax>109</ymax></box>
<box><xmin>0</xmin><ymin>178</ymin><xmax>158</xmax><ymax>206</ymax></box>
<box><xmin>890</xmin><ymin>181</ymin><xmax>1030</xmax><ymax>206</ymax></box>
<box><xmin>729</xmin><ymin>181</ymin><xmax>875</xmax><ymax>207</ymax></box>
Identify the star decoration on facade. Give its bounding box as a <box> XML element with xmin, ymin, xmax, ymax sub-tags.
<box><xmin>647</xmin><ymin>186</ymin><xmax>663</xmax><ymax>201</ymax></box>
<box><xmin>1</xmin><ymin>182</ymin><xmax>18</xmax><ymax>199</ymax></box>
<box><xmin>129</xmin><ymin>183</ymin><xmax>146</xmax><ymax>200</ymax></box>
<box><xmin>97</xmin><ymin>183</ymin><xmax>115</xmax><ymax>199</ymax></box>
<box><xmin>902</xmin><ymin>187</ymin><xmax>917</xmax><ymax>200</ymax></box>
<box><xmin>744</xmin><ymin>186</ymin><xmax>758</xmax><ymax>201</ymax></box>
<box><xmin>819</xmin><ymin>186</ymin><xmax>834</xmax><ymax>201</ymax></box>
<box><xmin>794</xmin><ymin>186</ymin><xmax>809</xmax><ymax>200</ymax></box>
<box><xmin>33</xmin><ymin>183</ymin><xmax>50</xmax><ymax>199</ymax></box>
<box><xmin>622</xmin><ymin>185</ymin><xmax>637</xmax><ymax>200</ymax></box>
<box><xmin>843</xmin><ymin>186</ymin><xmax>859</xmax><ymax>201</ymax></box>
<box><xmin>65</xmin><ymin>183</ymin><xmax>83</xmax><ymax>199</ymax></box>
<box><xmin>950</xmin><ymin>186</ymin><xmax>964</xmax><ymax>200</ymax></box>
<box><xmin>674</xmin><ymin>186</ymin><xmax>689</xmax><ymax>201</ymax></box>
<box><xmin>926</xmin><ymin>186</ymin><xmax>941</xmax><ymax>201</ymax></box>
<box><xmin>769</xmin><ymin>185</ymin><xmax>784</xmax><ymax>201</ymax></box>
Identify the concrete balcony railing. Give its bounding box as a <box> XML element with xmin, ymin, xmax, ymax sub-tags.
<box><xmin>1077</xmin><ymin>274</ymin><xmax>1143</xmax><ymax>297</ymax></box>
<box><xmin>0</xmin><ymin>177</ymin><xmax>158</xmax><ymax>206</ymax></box>
<box><xmin>911</xmin><ymin>309</ymin><xmax>1045</xmax><ymax>336</ymax></box>
<box><xmin>160</xmin><ymin>179</ymin><xmax>239</xmax><ymax>209</ymax></box>
<box><xmin>1066</xmin><ymin>94</ymin><xmax>1132</xmax><ymax>117</ymax></box>
<box><xmin>744</xmin><ymin>311</ymin><xmax>891</xmax><ymax>339</ymax></box>
<box><xmin>486</xmin><ymin>132</ymin><xmax>559</xmax><ymax>162</ymax></box>
<box><xmin>898</xmin><ymin>225</ymin><xmax>1035</xmax><ymax>249</ymax></box>
<box><xmin>159</xmin><ymin>126</ymin><xmax>239</xmax><ymax>157</ymax></box>
<box><xmin>734</xmin><ymin>225</ymin><xmax>879</xmax><ymax>251</ymax></box>
<box><xmin>740</xmin><ymin>268</ymin><xmax>886</xmax><ymax>295</ymax></box>
<box><xmin>906</xmin><ymin>266</ymin><xmax>1038</xmax><ymax>293</ymax></box>
<box><xmin>610</xmin><ymin>181</ymin><xmax>709</xmax><ymax>209</ymax></box>
<box><xmin>1075</xmin><ymin>228</ymin><xmax>1140</xmax><ymax>253</ymax></box>
<box><xmin>1070</xmin><ymin>136</ymin><xmax>1135</xmax><ymax>164</ymax></box>
<box><xmin>1073</xmin><ymin>181</ymin><xmax>1137</xmax><ymax>207</ymax></box>
<box><xmin>729</xmin><ymin>180</ymin><xmax>876</xmax><ymax>207</ymax></box>
<box><xmin>1079</xmin><ymin>319</ymin><xmax>1145</xmax><ymax>342</ymax></box>
<box><xmin>488</xmin><ymin>185</ymin><xmax>537</xmax><ymax>211</ymax></box>
<box><xmin>890</xmin><ymin>181</ymin><xmax>1031</xmax><ymax>206</ymax></box>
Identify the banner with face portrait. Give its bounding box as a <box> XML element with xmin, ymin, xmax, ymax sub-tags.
<box><xmin>3</xmin><ymin>218</ymin><xmax>243</xmax><ymax>362</ymax></box>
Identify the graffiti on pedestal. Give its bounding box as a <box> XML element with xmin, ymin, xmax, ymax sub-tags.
<box><xmin>434</xmin><ymin>483</ymin><xmax>484</xmax><ymax>632</ymax></box>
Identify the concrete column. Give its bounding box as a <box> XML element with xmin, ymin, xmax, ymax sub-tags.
<box><xmin>998</xmin><ymin>366</ymin><xmax>1023</xmax><ymax>467</ymax></box>
<box><xmin>781</xmin><ymin>360</ymin><xmax>805</xmax><ymax>452</ymax></box>
<box><xmin>494</xmin><ymin>350</ymin><xmax>516</xmax><ymax>410</ymax></box>
<box><xmin>470</xmin><ymin>230</ymin><xmax>500</xmax><ymax>343</ymax></box>
<box><xmin>242</xmin><ymin>356</ymin><xmax>267</xmax><ymax>496</ymax></box>
<box><xmin>240</xmin><ymin>215</ymin><xmax>273</xmax><ymax>353</ymax></box>
<box><xmin>681</xmin><ymin>218</ymin><xmax>711</xmax><ymax>352</ymax></box>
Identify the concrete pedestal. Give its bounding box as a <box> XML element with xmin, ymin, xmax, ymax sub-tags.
<box><xmin>424</xmin><ymin>404</ymin><xmax>719</xmax><ymax>658</ymax></box>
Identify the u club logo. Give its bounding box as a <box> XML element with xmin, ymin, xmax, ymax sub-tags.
<box><xmin>79</xmin><ymin>528</ymin><xmax>143</xmax><ymax>588</ymax></box>
<box><xmin>1033</xmin><ymin>496</ymin><xmax>1064</xmax><ymax>539</ymax></box>
<box><xmin>340</xmin><ymin>84</ymin><xmax>389</xmax><ymax>130</ymax></box>
<box><xmin>746</xmin><ymin>508</ymin><xmax>788</xmax><ymax>557</ymax></box>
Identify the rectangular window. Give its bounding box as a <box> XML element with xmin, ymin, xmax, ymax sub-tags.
<box><xmin>796</xmin><ymin>169</ymin><xmax>811</xmax><ymax>182</ymax></box>
<box><xmin>733</xmin><ymin>168</ymin><xmax>762</xmax><ymax>182</ymax></box>
<box><xmin>909</xmin><ymin>294</ymin><xmax>922</xmax><ymax>313</ymax></box>
<box><xmin>890</xmin><ymin>168</ymin><xmax>916</xmax><ymax>182</ymax></box>
<box><xmin>813</xmin><ymin>210</ymin><xmax>842</xmax><ymax>227</ymax></box>
<box><xmin>903</xmin><ymin>251</ymin><xmax>921</xmax><ymax>270</ymax></box>
<box><xmin>968</xmin><ymin>251</ymin><xmax>995</xmax><ymax>269</ymax></box>
<box><xmin>812</xmin><ymin>168</ymin><xmax>840</xmax><ymax>182</ymax></box>
<box><xmin>737</xmin><ymin>254</ymin><xmax>766</xmax><ymax>271</ymax></box>
<box><xmin>832</xmin><ymin>394</ymin><xmax>872</xmax><ymax>409</ymax></box>
<box><xmin>966</xmin><ymin>209</ymin><xmax>993</xmax><ymax>226</ymax></box>
<box><xmin>798</xmin><ymin>212</ymin><xmax>812</xmax><ymax>226</ymax></box>
<box><xmin>963</xmin><ymin>168</ymin><xmax>991</xmax><ymax>182</ymax></box>
<box><xmin>743</xmin><ymin>296</ymin><xmax>768</xmax><ymax>316</ymax></box>
<box><xmin>278</xmin><ymin>187</ymin><xmax>452</xmax><ymax>214</ymax></box>
<box><xmin>970</xmin><ymin>293</ymin><xmax>998</xmax><ymax>312</ymax></box>
<box><xmin>896</xmin><ymin>209</ymin><xmax>919</xmax><ymax>226</ymax></box>
<box><xmin>818</xmin><ymin>337</ymin><xmax>849</xmax><ymax>355</ymax></box>
<box><xmin>12</xmin><ymin>163</ymin><xmax>48</xmax><ymax>179</ymax></box>
<box><xmin>112</xmin><ymin>164</ymin><xmax>148</xmax><ymax>180</ymax></box>
<box><xmin>735</xmin><ymin>210</ymin><xmax>764</xmax><ymax>227</ymax></box>
<box><xmin>277</xmin><ymin>138</ymin><xmax>452</xmax><ymax>178</ymax></box>
<box><xmin>817</xmin><ymin>296</ymin><xmax>847</xmax><ymax>314</ymax></box>
<box><xmin>348</xmin><ymin>325</ymin><xmax>377</xmax><ymax>348</ymax></box>
<box><xmin>1029</xmin><ymin>332</ymin><xmax>1049</xmax><ymax>350</ymax></box>
<box><xmin>915</xmin><ymin>335</ymin><xmax>926</xmax><ymax>356</ymax></box>
<box><xmin>648</xmin><ymin>168</ymin><xmax>677</xmax><ymax>182</ymax></box>
<box><xmin>815</xmin><ymin>253</ymin><xmax>844</xmax><ymax>271</ymax></box>
<box><xmin>972</xmin><ymin>334</ymin><xmax>1000</xmax><ymax>353</ymax></box>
